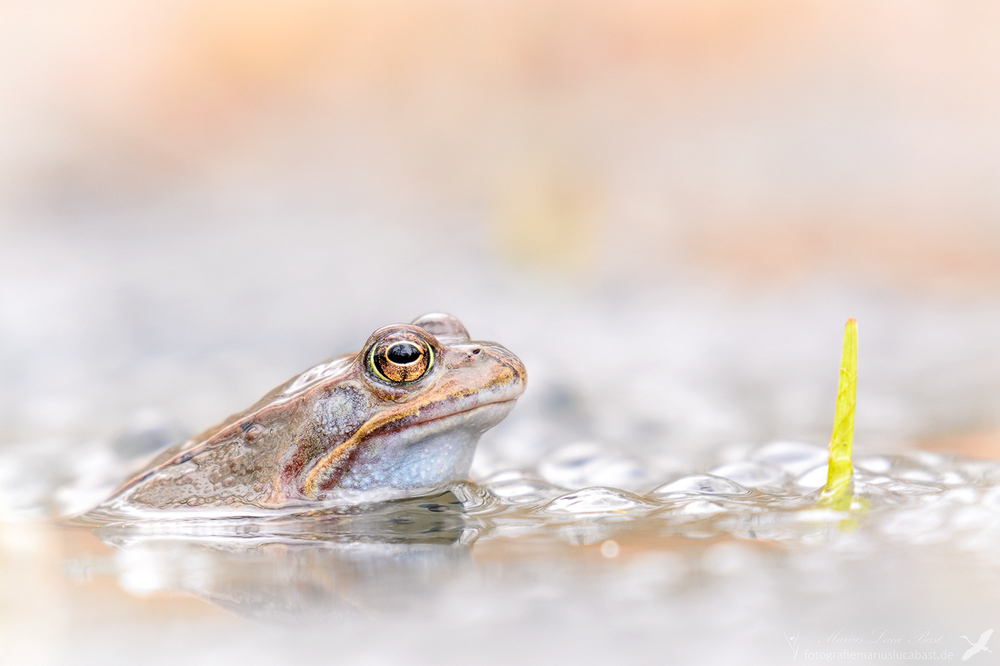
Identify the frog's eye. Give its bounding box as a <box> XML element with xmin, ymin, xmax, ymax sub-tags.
<box><xmin>369</xmin><ymin>335</ymin><xmax>434</xmax><ymax>383</ymax></box>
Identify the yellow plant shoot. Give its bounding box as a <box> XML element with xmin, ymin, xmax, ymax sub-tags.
<box><xmin>819</xmin><ymin>318</ymin><xmax>857</xmax><ymax>510</ymax></box>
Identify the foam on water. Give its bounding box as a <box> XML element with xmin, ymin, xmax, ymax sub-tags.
<box><xmin>5</xmin><ymin>440</ymin><xmax>1000</xmax><ymax>666</ymax></box>
<box><xmin>48</xmin><ymin>441</ymin><xmax>1000</xmax><ymax>554</ymax></box>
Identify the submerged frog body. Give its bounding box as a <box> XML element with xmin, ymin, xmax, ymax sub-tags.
<box><xmin>100</xmin><ymin>314</ymin><xmax>526</xmax><ymax>511</ymax></box>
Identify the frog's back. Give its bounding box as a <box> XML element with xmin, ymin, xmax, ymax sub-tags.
<box><xmin>105</xmin><ymin>354</ymin><xmax>357</xmax><ymax>511</ymax></box>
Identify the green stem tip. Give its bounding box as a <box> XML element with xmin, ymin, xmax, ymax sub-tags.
<box><xmin>819</xmin><ymin>318</ymin><xmax>857</xmax><ymax>510</ymax></box>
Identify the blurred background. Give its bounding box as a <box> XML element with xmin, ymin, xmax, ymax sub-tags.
<box><xmin>7</xmin><ymin>3</ymin><xmax>1000</xmax><ymax>665</ymax></box>
<box><xmin>4</xmin><ymin>0</ymin><xmax>1000</xmax><ymax>480</ymax></box>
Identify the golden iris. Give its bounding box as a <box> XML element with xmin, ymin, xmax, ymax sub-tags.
<box><xmin>369</xmin><ymin>335</ymin><xmax>433</xmax><ymax>383</ymax></box>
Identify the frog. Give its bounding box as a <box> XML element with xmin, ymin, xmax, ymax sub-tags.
<box><xmin>96</xmin><ymin>313</ymin><xmax>526</xmax><ymax>512</ymax></box>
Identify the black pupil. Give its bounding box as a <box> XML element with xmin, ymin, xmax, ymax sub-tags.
<box><xmin>387</xmin><ymin>343</ymin><xmax>421</xmax><ymax>365</ymax></box>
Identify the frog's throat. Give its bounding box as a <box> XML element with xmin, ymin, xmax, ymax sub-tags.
<box><xmin>299</xmin><ymin>385</ymin><xmax>510</xmax><ymax>498</ymax></box>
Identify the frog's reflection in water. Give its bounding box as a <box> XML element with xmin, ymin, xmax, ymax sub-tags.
<box><xmin>91</xmin><ymin>490</ymin><xmax>483</xmax><ymax>622</ymax></box>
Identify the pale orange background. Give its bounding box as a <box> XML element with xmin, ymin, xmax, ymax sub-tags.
<box><xmin>3</xmin><ymin>1</ymin><xmax>1000</xmax><ymax>289</ymax></box>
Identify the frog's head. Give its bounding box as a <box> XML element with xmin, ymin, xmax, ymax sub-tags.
<box><xmin>297</xmin><ymin>313</ymin><xmax>527</xmax><ymax>498</ymax></box>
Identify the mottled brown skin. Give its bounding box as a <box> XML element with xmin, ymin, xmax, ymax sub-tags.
<box><xmin>99</xmin><ymin>314</ymin><xmax>526</xmax><ymax>512</ymax></box>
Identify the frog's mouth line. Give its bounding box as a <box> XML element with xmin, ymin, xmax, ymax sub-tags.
<box><xmin>384</xmin><ymin>397</ymin><xmax>518</xmax><ymax>434</ymax></box>
<box><xmin>302</xmin><ymin>398</ymin><xmax>519</xmax><ymax>496</ymax></box>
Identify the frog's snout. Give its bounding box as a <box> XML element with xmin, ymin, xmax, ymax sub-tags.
<box><xmin>480</xmin><ymin>343</ymin><xmax>527</xmax><ymax>398</ymax></box>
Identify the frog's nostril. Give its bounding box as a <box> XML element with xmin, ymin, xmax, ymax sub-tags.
<box><xmin>471</xmin><ymin>348</ymin><xmax>482</xmax><ymax>355</ymax></box>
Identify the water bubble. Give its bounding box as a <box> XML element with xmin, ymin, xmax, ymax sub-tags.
<box><xmin>959</xmin><ymin>460</ymin><xmax>1000</xmax><ymax>485</ymax></box>
<box><xmin>856</xmin><ymin>454</ymin><xmax>951</xmax><ymax>486</ymax></box>
<box><xmin>751</xmin><ymin>441</ymin><xmax>829</xmax><ymax>476</ymax></box>
<box><xmin>940</xmin><ymin>488</ymin><xmax>980</xmax><ymax>505</ymax></box>
<box><xmin>650</xmin><ymin>474</ymin><xmax>751</xmax><ymax>497</ymax></box>
<box><xmin>541</xmin><ymin>487</ymin><xmax>651</xmax><ymax>515</ymax></box>
<box><xmin>876</xmin><ymin>480</ymin><xmax>944</xmax><ymax>497</ymax></box>
<box><xmin>708</xmin><ymin>461</ymin><xmax>790</xmax><ymax>491</ymax></box>
<box><xmin>851</xmin><ymin>480</ymin><xmax>909</xmax><ymax>507</ymax></box>
<box><xmin>446</xmin><ymin>481</ymin><xmax>500</xmax><ymax>513</ymax></box>
<box><xmin>482</xmin><ymin>470</ymin><xmax>566</xmax><ymax>505</ymax></box>
<box><xmin>896</xmin><ymin>468</ymin><xmax>938</xmax><ymax>484</ymax></box>
<box><xmin>911</xmin><ymin>451</ymin><xmax>945</xmax><ymax>468</ymax></box>
<box><xmin>939</xmin><ymin>471</ymin><xmax>969</xmax><ymax>486</ymax></box>
<box><xmin>794</xmin><ymin>464</ymin><xmax>829</xmax><ymax>490</ymax></box>
<box><xmin>481</xmin><ymin>469</ymin><xmax>532</xmax><ymax>484</ymax></box>
<box><xmin>537</xmin><ymin>442</ymin><xmax>655</xmax><ymax>492</ymax></box>
<box><xmin>679</xmin><ymin>500</ymin><xmax>727</xmax><ymax>516</ymax></box>
<box><xmin>792</xmin><ymin>508</ymin><xmax>851</xmax><ymax>524</ymax></box>
<box><xmin>854</xmin><ymin>455</ymin><xmax>893</xmax><ymax>474</ymax></box>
